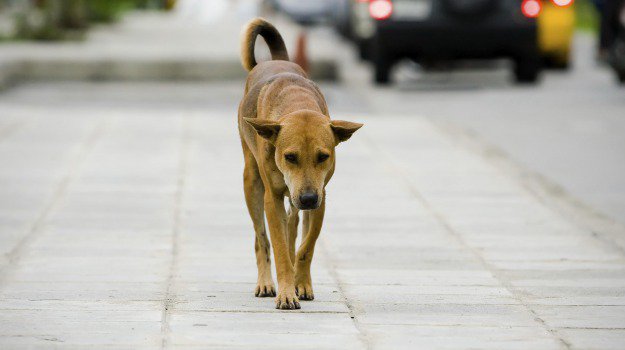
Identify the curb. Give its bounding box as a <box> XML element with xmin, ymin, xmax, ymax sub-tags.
<box><xmin>0</xmin><ymin>60</ymin><xmax>20</xmax><ymax>91</ymax></box>
<box><xmin>0</xmin><ymin>58</ymin><xmax>338</xmax><ymax>91</ymax></box>
<box><xmin>431</xmin><ymin>119</ymin><xmax>625</xmax><ymax>254</ymax></box>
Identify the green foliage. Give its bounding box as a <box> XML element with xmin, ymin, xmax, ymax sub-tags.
<box><xmin>88</xmin><ymin>0</ymin><xmax>169</xmax><ymax>22</ymax></box>
<box><xmin>575</xmin><ymin>0</ymin><xmax>600</xmax><ymax>32</ymax></box>
<box><xmin>60</xmin><ymin>0</ymin><xmax>89</xmax><ymax>29</ymax></box>
<box><xmin>1</xmin><ymin>0</ymin><xmax>173</xmax><ymax>41</ymax></box>
<box><xmin>87</xmin><ymin>0</ymin><xmax>137</xmax><ymax>23</ymax></box>
<box><xmin>15</xmin><ymin>0</ymin><xmax>65</xmax><ymax>41</ymax></box>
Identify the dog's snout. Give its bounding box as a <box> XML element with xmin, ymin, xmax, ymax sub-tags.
<box><xmin>299</xmin><ymin>192</ymin><xmax>319</xmax><ymax>210</ymax></box>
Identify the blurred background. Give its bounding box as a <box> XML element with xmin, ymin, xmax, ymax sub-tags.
<box><xmin>0</xmin><ymin>0</ymin><xmax>623</xmax><ymax>223</ymax></box>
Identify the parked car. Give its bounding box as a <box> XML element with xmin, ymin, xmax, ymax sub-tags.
<box><xmin>332</xmin><ymin>0</ymin><xmax>355</xmax><ymax>39</ymax></box>
<box><xmin>538</xmin><ymin>0</ymin><xmax>576</xmax><ymax>69</ymax></box>
<box><xmin>349</xmin><ymin>0</ymin><xmax>544</xmax><ymax>84</ymax></box>
<box><xmin>269</xmin><ymin>0</ymin><xmax>336</xmax><ymax>25</ymax></box>
<box><xmin>349</xmin><ymin>0</ymin><xmax>378</xmax><ymax>61</ymax></box>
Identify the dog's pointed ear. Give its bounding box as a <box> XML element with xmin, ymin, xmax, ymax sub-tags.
<box><xmin>244</xmin><ymin>118</ymin><xmax>281</xmax><ymax>142</ymax></box>
<box><xmin>330</xmin><ymin>120</ymin><xmax>363</xmax><ymax>144</ymax></box>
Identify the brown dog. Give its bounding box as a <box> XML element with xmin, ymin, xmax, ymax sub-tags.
<box><xmin>238</xmin><ymin>18</ymin><xmax>363</xmax><ymax>310</ymax></box>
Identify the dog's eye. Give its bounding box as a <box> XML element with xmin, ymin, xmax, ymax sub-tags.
<box><xmin>284</xmin><ymin>153</ymin><xmax>298</xmax><ymax>164</ymax></box>
<box><xmin>317</xmin><ymin>153</ymin><xmax>330</xmax><ymax>163</ymax></box>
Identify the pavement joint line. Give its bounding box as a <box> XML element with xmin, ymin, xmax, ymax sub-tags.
<box><xmin>318</xmin><ymin>238</ymin><xmax>373</xmax><ymax>350</ymax></box>
<box><xmin>558</xmin><ymin>327</ymin><xmax>625</xmax><ymax>330</ymax></box>
<box><xmin>429</xmin><ymin>119</ymin><xmax>625</xmax><ymax>256</ymax></box>
<box><xmin>0</xmin><ymin>118</ymin><xmax>109</xmax><ymax>289</ymax></box>
<box><xmin>160</xmin><ymin>114</ymin><xmax>191</xmax><ymax>350</ymax></box>
<box><xmin>169</xmin><ymin>309</ymin><xmax>350</xmax><ymax>314</ymax></box>
<box><xmin>360</xmin><ymin>130</ymin><xmax>574</xmax><ymax>350</ymax></box>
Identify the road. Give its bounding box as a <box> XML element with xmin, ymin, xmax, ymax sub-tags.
<box><xmin>330</xmin><ymin>31</ymin><xmax>625</xmax><ymax>226</ymax></box>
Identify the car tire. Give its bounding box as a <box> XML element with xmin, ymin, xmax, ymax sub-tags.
<box><xmin>514</xmin><ymin>56</ymin><xmax>541</xmax><ymax>84</ymax></box>
<box><xmin>549</xmin><ymin>60</ymin><xmax>570</xmax><ymax>70</ymax></box>
<box><xmin>374</xmin><ymin>61</ymin><xmax>392</xmax><ymax>85</ymax></box>
<box><xmin>611</xmin><ymin>34</ymin><xmax>625</xmax><ymax>84</ymax></box>
<box><xmin>358</xmin><ymin>40</ymin><xmax>372</xmax><ymax>61</ymax></box>
<box><xmin>618</xmin><ymin>71</ymin><xmax>625</xmax><ymax>84</ymax></box>
<box><xmin>543</xmin><ymin>54</ymin><xmax>570</xmax><ymax>70</ymax></box>
<box><xmin>372</xmin><ymin>37</ymin><xmax>392</xmax><ymax>85</ymax></box>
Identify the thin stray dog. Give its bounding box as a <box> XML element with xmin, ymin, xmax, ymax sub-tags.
<box><xmin>238</xmin><ymin>18</ymin><xmax>363</xmax><ymax>310</ymax></box>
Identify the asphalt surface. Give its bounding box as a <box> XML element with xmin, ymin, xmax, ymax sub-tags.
<box><xmin>328</xmin><ymin>31</ymin><xmax>625</xmax><ymax>226</ymax></box>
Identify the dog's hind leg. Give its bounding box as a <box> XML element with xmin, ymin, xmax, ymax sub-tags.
<box><xmin>243</xmin><ymin>147</ymin><xmax>276</xmax><ymax>297</ymax></box>
<box><xmin>287</xmin><ymin>204</ymin><xmax>299</xmax><ymax>266</ymax></box>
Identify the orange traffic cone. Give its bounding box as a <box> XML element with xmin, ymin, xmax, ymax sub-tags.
<box><xmin>293</xmin><ymin>31</ymin><xmax>309</xmax><ymax>74</ymax></box>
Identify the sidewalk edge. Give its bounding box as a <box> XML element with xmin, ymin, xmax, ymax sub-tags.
<box><xmin>429</xmin><ymin>118</ymin><xmax>625</xmax><ymax>254</ymax></box>
<box><xmin>0</xmin><ymin>58</ymin><xmax>337</xmax><ymax>92</ymax></box>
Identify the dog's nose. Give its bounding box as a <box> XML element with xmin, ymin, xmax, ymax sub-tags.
<box><xmin>299</xmin><ymin>192</ymin><xmax>319</xmax><ymax>209</ymax></box>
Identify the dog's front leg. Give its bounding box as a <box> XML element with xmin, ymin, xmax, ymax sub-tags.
<box><xmin>295</xmin><ymin>198</ymin><xmax>325</xmax><ymax>301</ymax></box>
<box><xmin>264</xmin><ymin>191</ymin><xmax>300</xmax><ymax>310</ymax></box>
<box><xmin>287</xmin><ymin>204</ymin><xmax>299</xmax><ymax>265</ymax></box>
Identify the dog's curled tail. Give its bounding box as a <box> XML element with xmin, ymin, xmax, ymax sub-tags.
<box><xmin>241</xmin><ymin>18</ymin><xmax>289</xmax><ymax>71</ymax></box>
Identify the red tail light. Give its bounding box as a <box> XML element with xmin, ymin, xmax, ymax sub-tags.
<box><xmin>521</xmin><ymin>0</ymin><xmax>542</xmax><ymax>18</ymax></box>
<box><xmin>369</xmin><ymin>0</ymin><xmax>393</xmax><ymax>20</ymax></box>
<box><xmin>552</xmin><ymin>0</ymin><xmax>574</xmax><ymax>7</ymax></box>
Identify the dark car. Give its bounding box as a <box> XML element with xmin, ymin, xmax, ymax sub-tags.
<box><xmin>351</xmin><ymin>0</ymin><xmax>543</xmax><ymax>84</ymax></box>
<box><xmin>332</xmin><ymin>0</ymin><xmax>355</xmax><ymax>39</ymax></box>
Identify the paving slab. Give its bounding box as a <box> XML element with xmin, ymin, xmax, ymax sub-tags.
<box><xmin>0</xmin><ymin>82</ymin><xmax>624</xmax><ymax>349</ymax></box>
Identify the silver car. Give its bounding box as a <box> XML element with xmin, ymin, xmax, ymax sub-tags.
<box><xmin>272</xmin><ymin>0</ymin><xmax>337</xmax><ymax>25</ymax></box>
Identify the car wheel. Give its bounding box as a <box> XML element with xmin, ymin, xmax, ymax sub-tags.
<box><xmin>514</xmin><ymin>56</ymin><xmax>541</xmax><ymax>84</ymax></box>
<box><xmin>549</xmin><ymin>60</ymin><xmax>570</xmax><ymax>70</ymax></box>
<box><xmin>357</xmin><ymin>40</ymin><xmax>372</xmax><ymax>61</ymax></box>
<box><xmin>372</xmin><ymin>37</ymin><xmax>392</xmax><ymax>85</ymax></box>
<box><xmin>611</xmin><ymin>34</ymin><xmax>625</xmax><ymax>84</ymax></box>
<box><xmin>374</xmin><ymin>61</ymin><xmax>392</xmax><ymax>84</ymax></box>
<box><xmin>543</xmin><ymin>53</ymin><xmax>570</xmax><ymax>70</ymax></box>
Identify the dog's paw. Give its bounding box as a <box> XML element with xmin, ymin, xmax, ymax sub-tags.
<box><xmin>295</xmin><ymin>282</ymin><xmax>314</xmax><ymax>301</ymax></box>
<box><xmin>255</xmin><ymin>282</ymin><xmax>276</xmax><ymax>297</ymax></box>
<box><xmin>275</xmin><ymin>288</ymin><xmax>300</xmax><ymax>310</ymax></box>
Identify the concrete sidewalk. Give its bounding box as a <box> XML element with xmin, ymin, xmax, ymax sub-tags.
<box><xmin>0</xmin><ymin>2</ymin><xmax>338</xmax><ymax>90</ymax></box>
<box><xmin>0</xmin><ymin>82</ymin><xmax>624</xmax><ymax>349</ymax></box>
